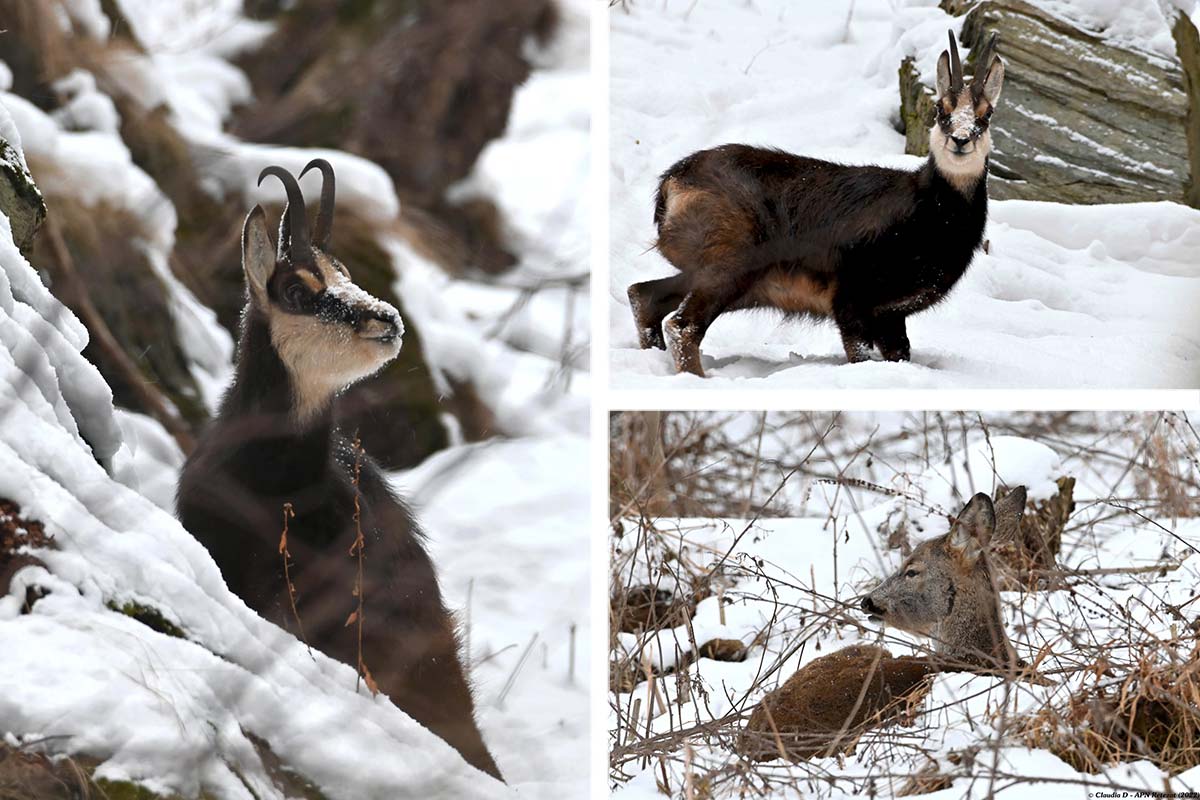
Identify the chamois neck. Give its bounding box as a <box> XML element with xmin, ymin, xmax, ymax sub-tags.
<box><xmin>220</xmin><ymin>305</ymin><xmax>334</xmax><ymax>441</ymax></box>
<box><xmin>926</xmin><ymin>151</ymin><xmax>989</xmax><ymax>199</ymax></box>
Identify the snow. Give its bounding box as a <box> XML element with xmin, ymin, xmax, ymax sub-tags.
<box><xmin>2</xmin><ymin>88</ymin><xmax>236</xmax><ymax>413</ymax></box>
<box><xmin>0</xmin><ymin>0</ymin><xmax>589</xmax><ymax>796</ymax></box>
<box><xmin>110</xmin><ymin>409</ymin><xmax>185</xmax><ymax>514</ymax></box>
<box><xmin>396</xmin><ymin>435</ymin><xmax>590</xmax><ymax>799</ymax></box>
<box><xmin>609</xmin><ymin>0</ymin><xmax>1200</xmax><ymax>389</ymax></box>
<box><xmin>610</xmin><ymin>412</ymin><xmax>1200</xmax><ymax>798</ymax></box>
<box><xmin>0</xmin><ymin>201</ymin><xmax>516</xmax><ymax>797</ymax></box>
<box><xmin>391</xmin><ymin>0</ymin><xmax>591</xmax><ymax>437</ymax></box>
<box><xmin>51</xmin><ymin>69</ymin><xmax>122</xmax><ymax>134</ymax></box>
<box><xmin>1033</xmin><ymin>0</ymin><xmax>1195</xmax><ymax>58</ymax></box>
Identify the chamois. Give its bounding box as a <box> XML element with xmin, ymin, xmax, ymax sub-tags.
<box><xmin>629</xmin><ymin>31</ymin><xmax>1005</xmax><ymax>376</ymax></box>
<box><xmin>176</xmin><ymin>161</ymin><xmax>503</xmax><ymax>781</ymax></box>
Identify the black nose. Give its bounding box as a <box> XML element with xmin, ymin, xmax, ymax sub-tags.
<box><xmin>860</xmin><ymin>596</ymin><xmax>883</xmax><ymax>615</ymax></box>
<box><xmin>951</xmin><ymin>135</ymin><xmax>970</xmax><ymax>150</ymax></box>
<box><xmin>356</xmin><ymin>310</ymin><xmax>400</xmax><ymax>341</ymax></box>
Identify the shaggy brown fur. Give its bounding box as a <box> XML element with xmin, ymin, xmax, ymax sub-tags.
<box><xmin>739</xmin><ymin>645</ymin><xmax>936</xmax><ymax>762</ymax></box>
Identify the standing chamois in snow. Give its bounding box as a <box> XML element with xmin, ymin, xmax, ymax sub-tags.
<box><xmin>177</xmin><ymin>161</ymin><xmax>502</xmax><ymax>780</ymax></box>
<box><xmin>629</xmin><ymin>31</ymin><xmax>1005</xmax><ymax>376</ymax></box>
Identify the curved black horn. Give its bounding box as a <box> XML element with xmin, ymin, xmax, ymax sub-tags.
<box><xmin>257</xmin><ymin>166</ymin><xmax>310</xmax><ymax>263</ymax></box>
<box><xmin>299</xmin><ymin>158</ymin><xmax>336</xmax><ymax>251</ymax></box>
<box><xmin>972</xmin><ymin>31</ymin><xmax>999</xmax><ymax>85</ymax></box>
<box><xmin>948</xmin><ymin>30</ymin><xmax>964</xmax><ymax>93</ymax></box>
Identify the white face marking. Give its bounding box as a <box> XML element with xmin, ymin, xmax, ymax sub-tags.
<box><xmin>929</xmin><ymin>93</ymin><xmax>992</xmax><ymax>194</ymax></box>
<box><xmin>266</xmin><ymin>253</ymin><xmax>403</xmax><ymax>426</ymax></box>
<box><xmin>947</xmin><ymin>101</ymin><xmax>977</xmax><ymax>143</ymax></box>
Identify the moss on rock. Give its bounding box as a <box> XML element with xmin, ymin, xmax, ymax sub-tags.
<box><xmin>0</xmin><ymin>137</ymin><xmax>46</xmax><ymax>255</ymax></box>
<box><xmin>107</xmin><ymin>600</ymin><xmax>186</xmax><ymax>639</ymax></box>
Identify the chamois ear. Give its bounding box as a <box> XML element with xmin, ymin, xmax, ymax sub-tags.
<box><xmin>981</xmin><ymin>56</ymin><xmax>1004</xmax><ymax>105</ymax></box>
<box><xmin>936</xmin><ymin>50</ymin><xmax>952</xmax><ymax>98</ymax></box>
<box><xmin>242</xmin><ymin>205</ymin><xmax>275</xmax><ymax>305</ymax></box>
<box><xmin>991</xmin><ymin>485</ymin><xmax>1026</xmax><ymax>544</ymax></box>
<box><xmin>948</xmin><ymin>493</ymin><xmax>996</xmax><ymax>567</ymax></box>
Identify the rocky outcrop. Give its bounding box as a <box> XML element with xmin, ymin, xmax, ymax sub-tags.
<box><xmin>0</xmin><ymin>0</ymin><xmax>545</xmax><ymax>467</ymax></box>
<box><xmin>0</xmin><ymin>138</ymin><xmax>44</xmax><ymax>255</ymax></box>
<box><xmin>903</xmin><ymin>0</ymin><xmax>1197</xmax><ymax>206</ymax></box>
<box><xmin>234</xmin><ymin>0</ymin><xmax>558</xmax><ymax>275</ymax></box>
<box><xmin>1171</xmin><ymin>11</ymin><xmax>1200</xmax><ymax>207</ymax></box>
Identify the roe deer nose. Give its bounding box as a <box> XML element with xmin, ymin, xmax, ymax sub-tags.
<box><xmin>951</xmin><ymin>135</ymin><xmax>970</xmax><ymax>150</ymax></box>
<box><xmin>860</xmin><ymin>596</ymin><xmax>883</xmax><ymax>615</ymax></box>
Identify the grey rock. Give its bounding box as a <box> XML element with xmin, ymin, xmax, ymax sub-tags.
<box><xmin>903</xmin><ymin>0</ymin><xmax>1194</xmax><ymax>206</ymax></box>
<box><xmin>0</xmin><ymin>137</ymin><xmax>46</xmax><ymax>254</ymax></box>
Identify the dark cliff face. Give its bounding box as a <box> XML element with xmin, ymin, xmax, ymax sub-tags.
<box><xmin>234</xmin><ymin>0</ymin><xmax>559</xmax><ymax>276</ymax></box>
<box><xmin>0</xmin><ymin>0</ymin><xmax>559</xmax><ymax>469</ymax></box>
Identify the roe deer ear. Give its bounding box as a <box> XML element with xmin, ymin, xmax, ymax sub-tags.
<box><xmin>992</xmin><ymin>485</ymin><xmax>1027</xmax><ymax>545</ymax></box>
<box><xmin>241</xmin><ymin>205</ymin><xmax>275</xmax><ymax>306</ymax></box>
<box><xmin>949</xmin><ymin>493</ymin><xmax>996</xmax><ymax>566</ymax></box>
<box><xmin>936</xmin><ymin>50</ymin><xmax>953</xmax><ymax>98</ymax></box>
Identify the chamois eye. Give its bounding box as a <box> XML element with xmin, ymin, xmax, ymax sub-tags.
<box><xmin>284</xmin><ymin>283</ymin><xmax>307</xmax><ymax>309</ymax></box>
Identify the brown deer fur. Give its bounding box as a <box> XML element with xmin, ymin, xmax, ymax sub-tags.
<box><xmin>739</xmin><ymin>645</ymin><xmax>936</xmax><ymax>762</ymax></box>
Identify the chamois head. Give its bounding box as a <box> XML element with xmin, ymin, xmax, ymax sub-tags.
<box><xmin>932</xmin><ymin>30</ymin><xmax>1004</xmax><ymax>191</ymax></box>
<box><xmin>243</xmin><ymin>160</ymin><xmax>403</xmax><ymax>424</ymax></box>
<box><xmin>860</xmin><ymin>488</ymin><xmax>1026</xmax><ymax>665</ymax></box>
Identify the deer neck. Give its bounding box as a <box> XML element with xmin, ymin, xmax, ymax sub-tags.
<box><xmin>933</xmin><ymin>567</ymin><xmax>1016</xmax><ymax>669</ymax></box>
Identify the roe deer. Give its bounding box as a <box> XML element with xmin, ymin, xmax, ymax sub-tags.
<box><xmin>860</xmin><ymin>488</ymin><xmax>1027</xmax><ymax>670</ymax></box>
<box><xmin>177</xmin><ymin>162</ymin><xmax>503</xmax><ymax>780</ymax></box>
<box><xmin>739</xmin><ymin>644</ymin><xmax>935</xmax><ymax>762</ymax></box>
<box><xmin>629</xmin><ymin>31</ymin><xmax>1004</xmax><ymax>376</ymax></box>
<box><xmin>738</xmin><ymin>488</ymin><xmax>1029</xmax><ymax>762</ymax></box>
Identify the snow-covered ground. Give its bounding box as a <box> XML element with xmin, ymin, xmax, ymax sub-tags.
<box><xmin>608</xmin><ymin>0</ymin><xmax>1200</xmax><ymax>388</ymax></box>
<box><xmin>609</xmin><ymin>412</ymin><xmax>1200</xmax><ymax>799</ymax></box>
<box><xmin>0</xmin><ymin>0</ymin><xmax>589</xmax><ymax>797</ymax></box>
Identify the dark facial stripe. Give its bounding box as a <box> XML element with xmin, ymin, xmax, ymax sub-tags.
<box><xmin>296</xmin><ymin>269</ymin><xmax>325</xmax><ymax>293</ymax></box>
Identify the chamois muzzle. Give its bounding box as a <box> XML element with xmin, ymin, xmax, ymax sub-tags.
<box><xmin>356</xmin><ymin>309</ymin><xmax>402</xmax><ymax>344</ymax></box>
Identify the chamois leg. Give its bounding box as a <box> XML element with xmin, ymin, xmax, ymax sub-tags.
<box><xmin>833</xmin><ymin>303</ymin><xmax>874</xmax><ymax>364</ymax></box>
<box><xmin>871</xmin><ymin>314</ymin><xmax>911</xmax><ymax>362</ymax></box>
<box><xmin>663</xmin><ymin>283</ymin><xmax>740</xmax><ymax>377</ymax></box>
<box><xmin>628</xmin><ymin>273</ymin><xmax>688</xmax><ymax>350</ymax></box>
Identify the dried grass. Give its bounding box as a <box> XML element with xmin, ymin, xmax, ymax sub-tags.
<box><xmin>608</xmin><ymin>411</ymin><xmax>1200</xmax><ymax>798</ymax></box>
<box><xmin>1020</xmin><ymin>637</ymin><xmax>1200</xmax><ymax>775</ymax></box>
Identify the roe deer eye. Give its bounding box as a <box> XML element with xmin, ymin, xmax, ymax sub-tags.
<box><xmin>905</xmin><ymin>569</ymin><xmax>919</xmax><ymax>578</ymax></box>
